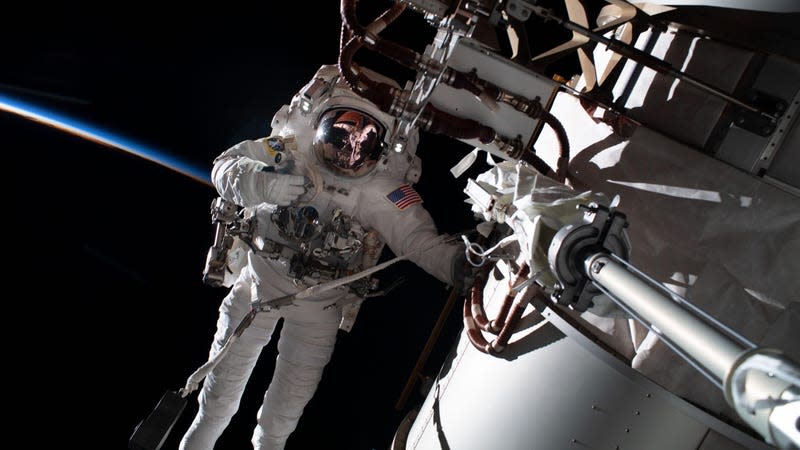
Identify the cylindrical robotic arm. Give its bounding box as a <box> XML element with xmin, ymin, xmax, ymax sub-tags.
<box><xmin>587</xmin><ymin>253</ymin><xmax>745</xmax><ymax>384</ymax></box>
<box><xmin>549</xmin><ymin>209</ymin><xmax>800</xmax><ymax>449</ymax></box>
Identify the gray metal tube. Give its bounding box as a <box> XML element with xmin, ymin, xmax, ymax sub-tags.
<box><xmin>587</xmin><ymin>255</ymin><xmax>746</xmax><ymax>383</ymax></box>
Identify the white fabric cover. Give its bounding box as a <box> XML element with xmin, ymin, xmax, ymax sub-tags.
<box><xmin>536</xmin><ymin>92</ymin><xmax>800</xmax><ymax>424</ymax></box>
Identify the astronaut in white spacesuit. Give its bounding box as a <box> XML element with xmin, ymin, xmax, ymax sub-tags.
<box><xmin>180</xmin><ymin>66</ymin><xmax>463</xmax><ymax>450</ymax></box>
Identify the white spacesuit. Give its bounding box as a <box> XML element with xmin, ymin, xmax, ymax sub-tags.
<box><xmin>180</xmin><ymin>66</ymin><xmax>463</xmax><ymax>450</ymax></box>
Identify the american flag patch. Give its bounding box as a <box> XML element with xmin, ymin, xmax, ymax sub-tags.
<box><xmin>386</xmin><ymin>184</ymin><xmax>422</xmax><ymax>210</ymax></box>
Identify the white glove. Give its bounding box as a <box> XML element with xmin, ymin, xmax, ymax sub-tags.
<box><xmin>263</xmin><ymin>173</ymin><xmax>308</xmax><ymax>206</ymax></box>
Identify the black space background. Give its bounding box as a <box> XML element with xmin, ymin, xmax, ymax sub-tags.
<box><xmin>2</xmin><ymin>2</ymin><xmax>578</xmax><ymax>448</ymax></box>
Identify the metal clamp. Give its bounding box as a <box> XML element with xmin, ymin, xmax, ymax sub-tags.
<box><xmin>547</xmin><ymin>203</ymin><xmax>630</xmax><ymax>310</ymax></box>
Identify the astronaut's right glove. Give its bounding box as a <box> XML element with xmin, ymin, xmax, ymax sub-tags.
<box><xmin>263</xmin><ymin>173</ymin><xmax>308</xmax><ymax>206</ymax></box>
<box><xmin>451</xmin><ymin>251</ymin><xmax>477</xmax><ymax>296</ymax></box>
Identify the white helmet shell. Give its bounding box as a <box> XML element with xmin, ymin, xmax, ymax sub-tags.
<box><xmin>270</xmin><ymin>65</ymin><xmax>421</xmax><ymax>183</ymax></box>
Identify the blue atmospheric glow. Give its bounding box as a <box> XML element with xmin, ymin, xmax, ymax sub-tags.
<box><xmin>0</xmin><ymin>92</ymin><xmax>211</xmax><ymax>185</ymax></box>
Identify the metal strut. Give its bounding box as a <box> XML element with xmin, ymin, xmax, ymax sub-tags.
<box><xmin>527</xmin><ymin>5</ymin><xmax>779</xmax><ymax>122</ymax></box>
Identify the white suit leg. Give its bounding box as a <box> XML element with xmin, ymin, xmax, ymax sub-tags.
<box><xmin>181</xmin><ymin>276</ymin><xmax>279</xmax><ymax>450</ymax></box>
<box><xmin>252</xmin><ymin>302</ymin><xmax>341</xmax><ymax>450</ymax></box>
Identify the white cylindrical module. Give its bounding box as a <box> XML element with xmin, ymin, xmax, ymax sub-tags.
<box><xmin>399</xmin><ymin>262</ymin><xmax>768</xmax><ymax>450</ymax></box>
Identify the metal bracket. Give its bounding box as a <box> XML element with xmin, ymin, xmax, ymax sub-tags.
<box><xmin>547</xmin><ymin>203</ymin><xmax>630</xmax><ymax>311</ymax></box>
<box><xmin>733</xmin><ymin>90</ymin><xmax>787</xmax><ymax>137</ymax></box>
<box><xmin>752</xmin><ymin>89</ymin><xmax>799</xmax><ymax>174</ymax></box>
<box><xmin>505</xmin><ymin>0</ymin><xmax>536</xmax><ymax>22</ymax></box>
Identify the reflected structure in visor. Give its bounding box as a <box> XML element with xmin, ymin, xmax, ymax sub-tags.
<box><xmin>313</xmin><ymin>108</ymin><xmax>386</xmax><ymax>177</ymax></box>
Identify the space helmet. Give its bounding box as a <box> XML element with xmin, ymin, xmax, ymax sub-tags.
<box><xmin>271</xmin><ymin>65</ymin><xmax>421</xmax><ymax>183</ymax></box>
<box><xmin>311</xmin><ymin>108</ymin><xmax>387</xmax><ymax>177</ymax></box>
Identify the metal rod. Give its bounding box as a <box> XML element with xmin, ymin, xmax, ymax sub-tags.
<box><xmin>587</xmin><ymin>254</ymin><xmax>747</xmax><ymax>384</ymax></box>
<box><xmin>592</xmin><ymin>280</ymin><xmax>723</xmax><ymax>388</ymax></box>
<box><xmin>607</xmin><ymin>253</ymin><xmax>757</xmax><ymax>349</ymax></box>
<box><xmin>528</xmin><ymin>6</ymin><xmax>777</xmax><ymax>121</ymax></box>
<box><xmin>395</xmin><ymin>287</ymin><xmax>461</xmax><ymax>410</ymax></box>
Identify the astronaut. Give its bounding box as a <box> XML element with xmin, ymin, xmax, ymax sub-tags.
<box><xmin>180</xmin><ymin>65</ymin><xmax>463</xmax><ymax>450</ymax></box>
